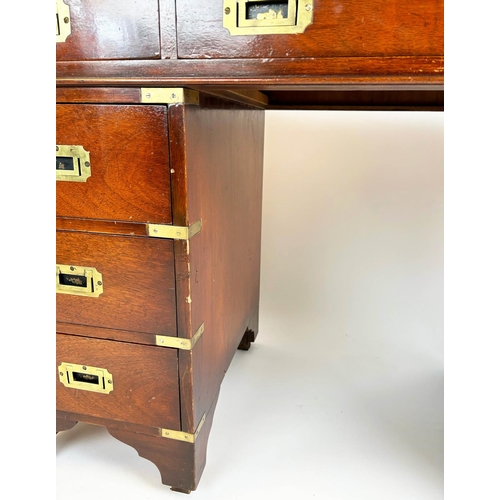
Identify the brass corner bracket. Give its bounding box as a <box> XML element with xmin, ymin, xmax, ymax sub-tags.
<box><xmin>161</xmin><ymin>414</ymin><xmax>206</xmax><ymax>443</ymax></box>
<box><xmin>147</xmin><ymin>220</ymin><xmax>202</xmax><ymax>240</ymax></box>
<box><xmin>140</xmin><ymin>88</ymin><xmax>200</xmax><ymax>106</ymax></box>
<box><xmin>156</xmin><ymin>323</ymin><xmax>205</xmax><ymax>351</ymax></box>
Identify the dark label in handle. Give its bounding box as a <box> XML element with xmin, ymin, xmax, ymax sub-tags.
<box><xmin>56</xmin><ymin>156</ymin><xmax>75</xmax><ymax>171</ymax></box>
<box><xmin>72</xmin><ymin>371</ymin><xmax>100</xmax><ymax>385</ymax></box>
<box><xmin>59</xmin><ymin>273</ymin><xmax>88</xmax><ymax>288</ymax></box>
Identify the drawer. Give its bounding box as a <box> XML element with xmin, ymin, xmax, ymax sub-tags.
<box><xmin>56</xmin><ymin>232</ymin><xmax>177</xmax><ymax>337</ymax></box>
<box><xmin>177</xmin><ymin>0</ymin><xmax>444</xmax><ymax>59</ymax></box>
<box><xmin>56</xmin><ymin>104</ymin><xmax>172</xmax><ymax>224</ymax></box>
<box><xmin>56</xmin><ymin>0</ymin><xmax>162</xmax><ymax>61</ymax></box>
<box><xmin>56</xmin><ymin>334</ymin><xmax>181</xmax><ymax>430</ymax></box>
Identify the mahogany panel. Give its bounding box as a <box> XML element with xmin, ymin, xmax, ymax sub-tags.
<box><xmin>56</xmin><ymin>231</ymin><xmax>177</xmax><ymax>336</ymax></box>
<box><xmin>57</xmin><ymin>410</ymin><xmax>161</xmax><ymax>437</ymax></box>
<box><xmin>56</xmin><ymin>217</ymin><xmax>150</xmax><ymax>237</ymax></box>
<box><xmin>177</xmin><ymin>0</ymin><xmax>443</xmax><ymax>59</ymax></box>
<box><xmin>54</xmin><ymin>85</ymin><xmax>444</xmax><ymax>112</ymax></box>
<box><xmin>159</xmin><ymin>0</ymin><xmax>179</xmax><ymax>59</ymax></box>
<box><xmin>56</xmin><ymin>87</ymin><xmax>142</xmax><ymax>104</ymax></box>
<box><xmin>56</xmin><ymin>334</ymin><xmax>181</xmax><ymax>429</ymax></box>
<box><xmin>56</xmin><ymin>321</ymin><xmax>157</xmax><ymax>346</ymax></box>
<box><xmin>55</xmin><ymin>57</ymin><xmax>444</xmax><ymax>89</ymax></box>
<box><xmin>107</xmin><ymin>390</ymin><xmax>219</xmax><ymax>492</ymax></box>
<box><xmin>167</xmin><ymin>95</ymin><xmax>265</xmax><ymax>430</ymax></box>
<box><xmin>56</xmin><ymin>104</ymin><xmax>172</xmax><ymax>224</ymax></box>
<box><xmin>56</xmin><ymin>0</ymin><xmax>161</xmax><ymax>61</ymax></box>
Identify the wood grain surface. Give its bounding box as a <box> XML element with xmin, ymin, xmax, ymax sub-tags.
<box><xmin>177</xmin><ymin>0</ymin><xmax>444</xmax><ymax>59</ymax></box>
<box><xmin>166</xmin><ymin>95</ymin><xmax>265</xmax><ymax>431</ymax></box>
<box><xmin>56</xmin><ymin>231</ymin><xmax>177</xmax><ymax>336</ymax></box>
<box><xmin>56</xmin><ymin>56</ymin><xmax>444</xmax><ymax>89</ymax></box>
<box><xmin>56</xmin><ymin>334</ymin><xmax>181</xmax><ymax>429</ymax></box>
<box><xmin>56</xmin><ymin>0</ymin><xmax>162</xmax><ymax>61</ymax></box>
<box><xmin>56</xmin><ymin>104</ymin><xmax>172</xmax><ymax>224</ymax></box>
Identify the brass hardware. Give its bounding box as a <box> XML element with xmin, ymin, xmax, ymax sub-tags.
<box><xmin>140</xmin><ymin>88</ymin><xmax>200</xmax><ymax>106</ymax></box>
<box><xmin>56</xmin><ymin>0</ymin><xmax>71</xmax><ymax>43</ymax></box>
<box><xmin>223</xmin><ymin>0</ymin><xmax>314</xmax><ymax>35</ymax></box>
<box><xmin>147</xmin><ymin>220</ymin><xmax>202</xmax><ymax>240</ymax></box>
<box><xmin>56</xmin><ymin>145</ymin><xmax>91</xmax><ymax>182</ymax></box>
<box><xmin>161</xmin><ymin>414</ymin><xmax>206</xmax><ymax>443</ymax></box>
<box><xmin>56</xmin><ymin>265</ymin><xmax>103</xmax><ymax>298</ymax></box>
<box><xmin>58</xmin><ymin>363</ymin><xmax>113</xmax><ymax>394</ymax></box>
<box><xmin>156</xmin><ymin>323</ymin><xmax>205</xmax><ymax>350</ymax></box>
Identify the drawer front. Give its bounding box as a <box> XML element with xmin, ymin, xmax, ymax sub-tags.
<box><xmin>56</xmin><ymin>232</ymin><xmax>177</xmax><ymax>337</ymax></box>
<box><xmin>56</xmin><ymin>334</ymin><xmax>181</xmax><ymax>430</ymax></box>
<box><xmin>177</xmin><ymin>0</ymin><xmax>444</xmax><ymax>59</ymax></box>
<box><xmin>56</xmin><ymin>0</ymin><xmax>161</xmax><ymax>61</ymax></box>
<box><xmin>56</xmin><ymin>104</ymin><xmax>172</xmax><ymax>224</ymax></box>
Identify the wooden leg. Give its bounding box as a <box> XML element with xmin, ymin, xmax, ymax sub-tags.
<box><xmin>56</xmin><ymin>416</ymin><xmax>78</xmax><ymax>433</ymax></box>
<box><xmin>106</xmin><ymin>393</ymin><xmax>218</xmax><ymax>492</ymax></box>
<box><xmin>238</xmin><ymin>309</ymin><xmax>259</xmax><ymax>351</ymax></box>
<box><xmin>171</xmin><ymin>487</ymin><xmax>192</xmax><ymax>494</ymax></box>
<box><xmin>238</xmin><ymin>328</ymin><xmax>256</xmax><ymax>351</ymax></box>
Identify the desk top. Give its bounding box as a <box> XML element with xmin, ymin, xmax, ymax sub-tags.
<box><xmin>56</xmin><ymin>0</ymin><xmax>444</xmax><ymax>111</ymax></box>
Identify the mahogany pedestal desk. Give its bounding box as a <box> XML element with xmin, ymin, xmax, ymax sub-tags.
<box><xmin>56</xmin><ymin>0</ymin><xmax>444</xmax><ymax>493</ymax></box>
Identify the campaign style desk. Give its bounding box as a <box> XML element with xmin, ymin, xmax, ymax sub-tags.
<box><xmin>56</xmin><ymin>0</ymin><xmax>444</xmax><ymax>493</ymax></box>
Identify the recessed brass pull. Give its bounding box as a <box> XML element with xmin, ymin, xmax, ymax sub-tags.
<box><xmin>56</xmin><ymin>265</ymin><xmax>103</xmax><ymax>298</ymax></box>
<box><xmin>223</xmin><ymin>0</ymin><xmax>313</xmax><ymax>35</ymax></box>
<box><xmin>56</xmin><ymin>0</ymin><xmax>71</xmax><ymax>43</ymax></box>
<box><xmin>58</xmin><ymin>362</ymin><xmax>113</xmax><ymax>394</ymax></box>
<box><xmin>56</xmin><ymin>145</ymin><xmax>91</xmax><ymax>182</ymax></box>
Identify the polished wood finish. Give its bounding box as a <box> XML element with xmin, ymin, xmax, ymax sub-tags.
<box><xmin>159</xmin><ymin>0</ymin><xmax>178</xmax><ymax>59</ymax></box>
<box><xmin>56</xmin><ymin>217</ymin><xmax>151</xmax><ymax>238</ymax></box>
<box><xmin>56</xmin><ymin>321</ymin><xmax>159</xmax><ymax>347</ymax></box>
<box><xmin>56</xmin><ymin>56</ymin><xmax>443</xmax><ymax>88</ymax></box>
<box><xmin>56</xmin><ymin>0</ymin><xmax>443</xmax><ymax>493</ymax></box>
<box><xmin>107</xmin><ymin>390</ymin><xmax>219</xmax><ymax>493</ymax></box>
<box><xmin>56</xmin><ymin>93</ymin><xmax>265</xmax><ymax>491</ymax></box>
<box><xmin>55</xmin><ymin>57</ymin><xmax>443</xmax><ymax>109</ymax></box>
<box><xmin>56</xmin><ymin>417</ymin><xmax>78</xmax><ymax>433</ymax></box>
<box><xmin>56</xmin><ymin>87</ymin><xmax>142</xmax><ymax>103</ymax></box>
<box><xmin>56</xmin><ymin>104</ymin><xmax>172</xmax><ymax>224</ymax></box>
<box><xmin>57</xmin><ymin>334</ymin><xmax>181</xmax><ymax>429</ymax></box>
<box><xmin>56</xmin><ymin>231</ymin><xmax>177</xmax><ymax>337</ymax></box>
<box><xmin>55</xmin><ymin>0</ymin><xmax>443</xmax><ymax>111</ymax></box>
<box><xmin>177</xmin><ymin>0</ymin><xmax>443</xmax><ymax>59</ymax></box>
<box><xmin>167</xmin><ymin>95</ymin><xmax>265</xmax><ymax>430</ymax></box>
<box><xmin>56</xmin><ymin>0</ymin><xmax>162</xmax><ymax>61</ymax></box>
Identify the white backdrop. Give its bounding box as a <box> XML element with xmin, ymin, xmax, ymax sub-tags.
<box><xmin>56</xmin><ymin>110</ymin><xmax>444</xmax><ymax>499</ymax></box>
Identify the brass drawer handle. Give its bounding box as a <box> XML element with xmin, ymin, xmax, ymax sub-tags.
<box><xmin>56</xmin><ymin>265</ymin><xmax>103</xmax><ymax>298</ymax></box>
<box><xmin>56</xmin><ymin>145</ymin><xmax>91</xmax><ymax>182</ymax></box>
<box><xmin>223</xmin><ymin>0</ymin><xmax>313</xmax><ymax>35</ymax></box>
<box><xmin>56</xmin><ymin>0</ymin><xmax>72</xmax><ymax>43</ymax></box>
<box><xmin>58</xmin><ymin>363</ymin><xmax>114</xmax><ymax>394</ymax></box>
